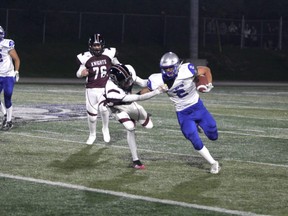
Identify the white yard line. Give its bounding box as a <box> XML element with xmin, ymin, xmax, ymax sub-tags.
<box><xmin>0</xmin><ymin>172</ymin><xmax>270</xmax><ymax>216</ymax></box>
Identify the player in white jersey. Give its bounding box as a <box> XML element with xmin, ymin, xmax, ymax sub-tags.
<box><xmin>76</xmin><ymin>33</ymin><xmax>120</xmax><ymax>145</ymax></box>
<box><xmin>101</xmin><ymin>64</ymin><xmax>166</xmax><ymax>169</ymax></box>
<box><xmin>0</xmin><ymin>26</ymin><xmax>20</xmax><ymax>130</ymax></box>
<box><xmin>147</xmin><ymin>52</ymin><xmax>220</xmax><ymax>174</ymax></box>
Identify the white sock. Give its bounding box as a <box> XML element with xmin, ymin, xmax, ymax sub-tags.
<box><xmin>100</xmin><ymin>110</ymin><xmax>109</xmax><ymax>131</ymax></box>
<box><xmin>6</xmin><ymin>106</ymin><xmax>12</xmax><ymax>122</ymax></box>
<box><xmin>87</xmin><ymin>115</ymin><xmax>97</xmax><ymax>137</ymax></box>
<box><xmin>0</xmin><ymin>102</ymin><xmax>6</xmax><ymax>115</ymax></box>
<box><xmin>127</xmin><ymin>130</ymin><xmax>138</xmax><ymax>161</ymax></box>
<box><xmin>197</xmin><ymin>146</ymin><xmax>216</xmax><ymax>165</ymax></box>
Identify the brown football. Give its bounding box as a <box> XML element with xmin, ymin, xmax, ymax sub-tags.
<box><xmin>195</xmin><ymin>75</ymin><xmax>208</xmax><ymax>92</ymax></box>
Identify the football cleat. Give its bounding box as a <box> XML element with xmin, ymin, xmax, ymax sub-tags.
<box><xmin>102</xmin><ymin>128</ymin><xmax>110</xmax><ymax>143</ymax></box>
<box><xmin>210</xmin><ymin>161</ymin><xmax>221</xmax><ymax>174</ymax></box>
<box><xmin>133</xmin><ymin>160</ymin><xmax>145</xmax><ymax>169</ymax></box>
<box><xmin>2</xmin><ymin>121</ymin><xmax>13</xmax><ymax>131</ymax></box>
<box><xmin>86</xmin><ymin>135</ymin><xmax>96</xmax><ymax>145</ymax></box>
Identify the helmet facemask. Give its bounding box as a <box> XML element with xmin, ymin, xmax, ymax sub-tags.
<box><xmin>110</xmin><ymin>65</ymin><xmax>134</xmax><ymax>92</ymax></box>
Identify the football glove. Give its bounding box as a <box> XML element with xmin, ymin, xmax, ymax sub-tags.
<box><xmin>15</xmin><ymin>71</ymin><xmax>19</xmax><ymax>82</ymax></box>
<box><xmin>202</xmin><ymin>83</ymin><xmax>214</xmax><ymax>93</ymax></box>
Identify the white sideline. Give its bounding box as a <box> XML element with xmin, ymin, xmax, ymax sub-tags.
<box><xmin>0</xmin><ymin>173</ymin><xmax>270</xmax><ymax>216</ymax></box>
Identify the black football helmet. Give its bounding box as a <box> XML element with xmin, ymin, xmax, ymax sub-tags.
<box><xmin>88</xmin><ymin>33</ymin><xmax>105</xmax><ymax>56</ymax></box>
<box><xmin>110</xmin><ymin>64</ymin><xmax>134</xmax><ymax>92</ymax></box>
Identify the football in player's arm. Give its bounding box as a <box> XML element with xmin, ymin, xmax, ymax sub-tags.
<box><xmin>145</xmin><ymin>52</ymin><xmax>220</xmax><ymax>174</ymax></box>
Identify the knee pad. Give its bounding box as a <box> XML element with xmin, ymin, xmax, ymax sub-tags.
<box><xmin>122</xmin><ymin>120</ymin><xmax>136</xmax><ymax>131</ymax></box>
<box><xmin>87</xmin><ymin>113</ymin><xmax>97</xmax><ymax>123</ymax></box>
<box><xmin>205</xmin><ymin>127</ymin><xmax>218</xmax><ymax>141</ymax></box>
<box><xmin>115</xmin><ymin>111</ymin><xmax>135</xmax><ymax>131</ymax></box>
<box><xmin>140</xmin><ymin>115</ymin><xmax>153</xmax><ymax>129</ymax></box>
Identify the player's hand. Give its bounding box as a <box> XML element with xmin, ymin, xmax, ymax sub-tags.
<box><xmin>81</xmin><ymin>69</ymin><xmax>89</xmax><ymax>77</ymax></box>
<box><xmin>157</xmin><ymin>84</ymin><xmax>168</xmax><ymax>93</ymax></box>
<box><xmin>202</xmin><ymin>83</ymin><xmax>214</xmax><ymax>93</ymax></box>
<box><xmin>15</xmin><ymin>71</ymin><xmax>20</xmax><ymax>82</ymax></box>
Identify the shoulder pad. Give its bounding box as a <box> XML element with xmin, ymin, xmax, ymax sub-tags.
<box><xmin>177</xmin><ymin>63</ymin><xmax>197</xmax><ymax>79</ymax></box>
<box><xmin>102</xmin><ymin>47</ymin><xmax>116</xmax><ymax>59</ymax></box>
<box><xmin>1</xmin><ymin>39</ymin><xmax>15</xmax><ymax>49</ymax></box>
<box><xmin>77</xmin><ymin>51</ymin><xmax>92</xmax><ymax>64</ymax></box>
<box><xmin>147</xmin><ymin>73</ymin><xmax>163</xmax><ymax>90</ymax></box>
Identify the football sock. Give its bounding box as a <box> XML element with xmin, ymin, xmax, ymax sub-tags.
<box><xmin>127</xmin><ymin>130</ymin><xmax>139</xmax><ymax>161</ymax></box>
<box><xmin>6</xmin><ymin>106</ymin><xmax>12</xmax><ymax>122</ymax></box>
<box><xmin>87</xmin><ymin>114</ymin><xmax>97</xmax><ymax>137</ymax></box>
<box><xmin>197</xmin><ymin>146</ymin><xmax>216</xmax><ymax>165</ymax></box>
<box><xmin>0</xmin><ymin>102</ymin><xmax>6</xmax><ymax>115</ymax></box>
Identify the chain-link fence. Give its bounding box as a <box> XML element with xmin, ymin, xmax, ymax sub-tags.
<box><xmin>1</xmin><ymin>8</ymin><xmax>287</xmax><ymax>50</ymax></box>
<box><xmin>202</xmin><ymin>17</ymin><xmax>287</xmax><ymax>50</ymax></box>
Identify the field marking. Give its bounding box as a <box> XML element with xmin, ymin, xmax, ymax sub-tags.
<box><xmin>219</xmin><ymin>130</ymin><xmax>288</xmax><ymax>140</ymax></box>
<box><xmin>6</xmin><ymin>131</ymin><xmax>288</xmax><ymax>168</ymax></box>
<box><xmin>0</xmin><ymin>172</ymin><xmax>270</xmax><ymax>216</ymax></box>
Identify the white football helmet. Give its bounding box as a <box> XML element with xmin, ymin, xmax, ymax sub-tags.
<box><xmin>160</xmin><ymin>52</ymin><xmax>180</xmax><ymax>79</ymax></box>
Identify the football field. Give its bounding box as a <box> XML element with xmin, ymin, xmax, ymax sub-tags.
<box><xmin>0</xmin><ymin>83</ymin><xmax>287</xmax><ymax>216</ymax></box>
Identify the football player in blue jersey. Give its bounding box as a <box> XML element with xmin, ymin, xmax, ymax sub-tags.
<box><xmin>146</xmin><ymin>52</ymin><xmax>220</xmax><ymax>174</ymax></box>
<box><xmin>0</xmin><ymin>26</ymin><xmax>20</xmax><ymax>130</ymax></box>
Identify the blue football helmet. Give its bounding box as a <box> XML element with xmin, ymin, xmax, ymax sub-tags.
<box><xmin>160</xmin><ymin>52</ymin><xmax>180</xmax><ymax>80</ymax></box>
<box><xmin>0</xmin><ymin>26</ymin><xmax>5</xmax><ymax>41</ymax></box>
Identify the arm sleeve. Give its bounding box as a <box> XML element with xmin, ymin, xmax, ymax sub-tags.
<box><xmin>134</xmin><ymin>76</ymin><xmax>148</xmax><ymax>87</ymax></box>
<box><xmin>122</xmin><ymin>89</ymin><xmax>160</xmax><ymax>102</ymax></box>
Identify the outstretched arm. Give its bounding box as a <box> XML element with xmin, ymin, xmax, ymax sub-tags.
<box><xmin>122</xmin><ymin>85</ymin><xmax>167</xmax><ymax>102</ymax></box>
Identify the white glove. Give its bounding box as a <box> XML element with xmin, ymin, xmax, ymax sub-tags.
<box><xmin>202</xmin><ymin>83</ymin><xmax>214</xmax><ymax>93</ymax></box>
<box><xmin>15</xmin><ymin>71</ymin><xmax>20</xmax><ymax>82</ymax></box>
<box><xmin>157</xmin><ymin>84</ymin><xmax>168</xmax><ymax>93</ymax></box>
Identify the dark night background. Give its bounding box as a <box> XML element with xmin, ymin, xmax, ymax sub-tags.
<box><xmin>2</xmin><ymin>0</ymin><xmax>288</xmax><ymax>18</ymax></box>
<box><xmin>1</xmin><ymin>0</ymin><xmax>288</xmax><ymax>81</ymax></box>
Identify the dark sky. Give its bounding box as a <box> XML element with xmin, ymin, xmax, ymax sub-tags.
<box><xmin>2</xmin><ymin>0</ymin><xmax>288</xmax><ymax>19</ymax></box>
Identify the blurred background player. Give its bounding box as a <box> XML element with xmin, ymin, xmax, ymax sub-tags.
<box><xmin>101</xmin><ymin>64</ymin><xmax>166</xmax><ymax>169</ymax></box>
<box><xmin>0</xmin><ymin>25</ymin><xmax>20</xmax><ymax>130</ymax></box>
<box><xmin>146</xmin><ymin>52</ymin><xmax>220</xmax><ymax>174</ymax></box>
<box><xmin>76</xmin><ymin>33</ymin><xmax>120</xmax><ymax>144</ymax></box>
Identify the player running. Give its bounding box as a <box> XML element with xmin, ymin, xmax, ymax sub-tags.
<box><xmin>146</xmin><ymin>52</ymin><xmax>220</xmax><ymax>174</ymax></box>
<box><xmin>76</xmin><ymin>33</ymin><xmax>120</xmax><ymax>145</ymax></box>
<box><xmin>0</xmin><ymin>26</ymin><xmax>20</xmax><ymax>130</ymax></box>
